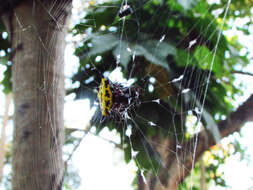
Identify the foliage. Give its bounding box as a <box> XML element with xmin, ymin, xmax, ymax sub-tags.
<box><xmin>69</xmin><ymin>0</ymin><xmax>251</xmax><ymax>188</ymax></box>
<box><xmin>0</xmin><ymin>20</ymin><xmax>11</xmax><ymax>94</ymax></box>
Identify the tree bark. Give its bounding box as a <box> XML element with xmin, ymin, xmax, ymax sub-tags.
<box><xmin>2</xmin><ymin>0</ymin><xmax>72</xmax><ymax>189</ymax></box>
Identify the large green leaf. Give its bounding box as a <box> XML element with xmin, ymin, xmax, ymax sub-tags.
<box><xmin>87</xmin><ymin>33</ymin><xmax>119</xmax><ymax>56</ymax></box>
<box><xmin>132</xmin><ymin>40</ymin><xmax>176</xmax><ymax>70</ymax></box>
<box><xmin>194</xmin><ymin>45</ymin><xmax>223</xmax><ymax>77</ymax></box>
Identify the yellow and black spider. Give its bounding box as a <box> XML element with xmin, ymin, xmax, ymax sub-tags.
<box><xmin>97</xmin><ymin>77</ymin><xmax>140</xmax><ymax>121</ymax></box>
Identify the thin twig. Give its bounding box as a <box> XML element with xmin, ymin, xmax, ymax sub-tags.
<box><xmin>65</xmin><ymin>123</ymin><xmax>122</xmax><ymax>165</ymax></box>
<box><xmin>65</xmin><ymin>124</ymin><xmax>92</xmax><ymax>164</ymax></box>
<box><xmin>88</xmin><ymin>130</ymin><xmax>122</xmax><ymax>149</ymax></box>
<box><xmin>65</xmin><ymin>127</ymin><xmax>122</xmax><ymax>153</ymax></box>
<box><xmin>232</xmin><ymin>70</ymin><xmax>253</xmax><ymax>77</ymax></box>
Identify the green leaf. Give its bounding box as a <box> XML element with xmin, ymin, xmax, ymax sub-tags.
<box><xmin>194</xmin><ymin>45</ymin><xmax>223</xmax><ymax>77</ymax></box>
<box><xmin>124</xmin><ymin>142</ymin><xmax>132</xmax><ymax>164</ymax></box>
<box><xmin>194</xmin><ymin>0</ymin><xmax>209</xmax><ymax>14</ymax></box>
<box><xmin>176</xmin><ymin>48</ymin><xmax>190</xmax><ymax>66</ymax></box>
<box><xmin>132</xmin><ymin>40</ymin><xmax>176</xmax><ymax>70</ymax></box>
<box><xmin>87</xmin><ymin>33</ymin><xmax>119</xmax><ymax>56</ymax></box>
<box><xmin>1</xmin><ymin>65</ymin><xmax>12</xmax><ymax>94</ymax></box>
<box><xmin>64</xmin><ymin>183</ymin><xmax>71</xmax><ymax>190</ymax></box>
<box><xmin>84</xmin><ymin>5</ymin><xmax>118</xmax><ymax>31</ymax></box>
<box><xmin>135</xmin><ymin>148</ymin><xmax>160</xmax><ymax>174</ymax></box>
<box><xmin>194</xmin><ymin>45</ymin><xmax>211</xmax><ymax>65</ymax></box>
<box><xmin>113</xmin><ymin>41</ymin><xmax>131</xmax><ymax>68</ymax></box>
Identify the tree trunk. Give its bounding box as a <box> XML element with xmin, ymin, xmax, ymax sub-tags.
<box><xmin>2</xmin><ymin>0</ymin><xmax>72</xmax><ymax>189</ymax></box>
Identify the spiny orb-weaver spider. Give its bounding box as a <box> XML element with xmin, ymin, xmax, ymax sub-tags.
<box><xmin>97</xmin><ymin>78</ymin><xmax>140</xmax><ymax>121</ymax></box>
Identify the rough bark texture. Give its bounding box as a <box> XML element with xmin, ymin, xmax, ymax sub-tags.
<box><xmin>141</xmin><ymin>94</ymin><xmax>253</xmax><ymax>190</ymax></box>
<box><xmin>2</xmin><ymin>0</ymin><xmax>72</xmax><ymax>189</ymax></box>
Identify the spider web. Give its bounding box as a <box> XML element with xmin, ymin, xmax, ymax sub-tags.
<box><xmin>61</xmin><ymin>0</ymin><xmax>234</xmax><ymax>189</ymax></box>
<box><xmin>2</xmin><ymin>0</ymin><xmax>235</xmax><ymax>190</ymax></box>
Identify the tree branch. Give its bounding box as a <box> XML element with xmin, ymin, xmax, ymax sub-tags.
<box><xmin>65</xmin><ymin>124</ymin><xmax>92</xmax><ymax>164</ymax></box>
<box><xmin>65</xmin><ymin>127</ymin><xmax>122</xmax><ymax>154</ymax></box>
<box><xmin>232</xmin><ymin>70</ymin><xmax>253</xmax><ymax>77</ymax></box>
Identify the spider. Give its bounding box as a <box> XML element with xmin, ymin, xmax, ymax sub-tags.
<box><xmin>97</xmin><ymin>77</ymin><xmax>140</xmax><ymax>122</ymax></box>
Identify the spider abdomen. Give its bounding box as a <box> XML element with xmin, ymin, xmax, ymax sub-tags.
<box><xmin>98</xmin><ymin>77</ymin><xmax>140</xmax><ymax>121</ymax></box>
